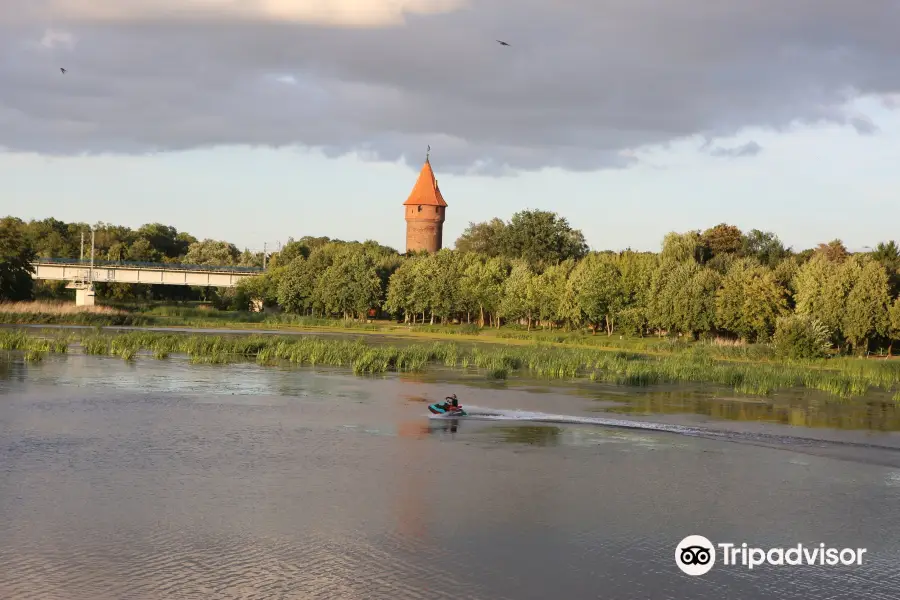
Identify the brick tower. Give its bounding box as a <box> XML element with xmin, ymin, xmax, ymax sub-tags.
<box><xmin>403</xmin><ymin>151</ymin><xmax>447</xmax><ymax>254</ymax></box>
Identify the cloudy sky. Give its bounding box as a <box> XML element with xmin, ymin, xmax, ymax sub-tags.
<box><xmin>1</xmin><ymin>1</ymin><xmax>898</xmax><ymax>253</ymax></box>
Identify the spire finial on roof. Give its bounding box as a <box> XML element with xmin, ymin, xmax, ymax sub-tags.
<box><xmin>426</xmin><ymin>144</ymin><xmax>430</xmax><ymax>162</ymax></box>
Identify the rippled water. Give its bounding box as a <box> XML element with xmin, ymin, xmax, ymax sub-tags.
<box><xmin>1</xmin><ymin>353</ymin><xmax>900</xmax><ymax>599</ymax></box>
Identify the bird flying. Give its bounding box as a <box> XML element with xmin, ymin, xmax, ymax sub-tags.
<box><xmin>496</xmin><ymin>40</ymin><xmax>510</xmax><ymax>46</ymax></box>
<box><xmin>60</xmin><ymin>68</ymin><xmax>66</xmax><ymax>74</ymax></box>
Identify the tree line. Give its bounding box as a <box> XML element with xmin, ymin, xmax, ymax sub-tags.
<box><xmin>4</xmin><ymin>211</ymin><xmax>900</xmax><ymax>355</ymax></box>
<box><xmin>0</xmin><ymin>216</ymin><xmax>263</xmax><ymax>303</ymax></box>
<box><xmin>239</xmin><ymin>213</ymin><xmax>900</xmax><ymax>355</ymax></box>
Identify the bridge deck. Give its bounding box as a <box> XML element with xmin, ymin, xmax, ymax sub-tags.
<box><xmin>33</xmin><ymin>259</ymin><xmax>261</xmax><ymax>288</ymax></box>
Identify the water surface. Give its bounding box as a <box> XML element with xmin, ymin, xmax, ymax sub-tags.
<box><xmin>1</xmin><ymin>353</ymin><xmax>899</xmax><ymax>599</ymax></box>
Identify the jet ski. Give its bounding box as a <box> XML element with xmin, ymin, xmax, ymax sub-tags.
<box><xmin>428</xmin><ymin>403</ymin><xmax>467</xmax><ymax>416</ymax></box>
<box><xmin>428</xmin><ymin>395</ymin><xmax>467</xmax><ymax>416</ymax></box>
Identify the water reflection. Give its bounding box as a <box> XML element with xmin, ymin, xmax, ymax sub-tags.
<box><xmin>600</xmin><ymin>389</ymin><xmax>900</xmax><ymax>432</ymax></box>
<box><xmin>428</xmin><ymin>418</ymin><xmax>461</xmax><ymax>434</ymax></box>
<box><xmin>489</xmin><ymin>425</ymin><xmax>563</xmax><ymax>447</ymax></box>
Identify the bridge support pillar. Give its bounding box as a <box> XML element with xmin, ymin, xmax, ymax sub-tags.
<box><xmin>75</xmin><ymin>285</ymin><xmax>95</xmax><ymax>307</ymax></box>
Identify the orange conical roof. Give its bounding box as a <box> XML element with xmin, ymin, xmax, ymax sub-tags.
<box><xmin>403</xmin><ymin>159</ymin><xmax>448</xmax><ymax>207</ymax></box>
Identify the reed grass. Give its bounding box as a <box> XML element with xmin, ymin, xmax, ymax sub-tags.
<box><xmin>0</xmin><ymin>301</ymin><xmax>125</xmax><ymax>315</ymax></box>
<box><xmin>0</xmin><ymin>302</ymin><xmax>148</xmax><ymax>326</ymax></box>
<box><xmin>3</xmin><ymin>328</ymin><xmax>900</xmax><ymax>401</ymax></box>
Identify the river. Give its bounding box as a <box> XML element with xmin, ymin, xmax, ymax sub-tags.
<box><xmin>1</xmin><ymin>352</ymin><xmax>899</xmax><ymax>599</ymax></box>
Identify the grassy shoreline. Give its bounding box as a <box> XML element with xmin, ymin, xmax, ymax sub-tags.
<box><xmin>0</xmin><ymin>302</ymin><xmax>830</xmax><ymax>360</ymax></box>
<box><xmin>3</xmin><ymin>327</ymin><xmax>900</xmax><ymax>402</ymax></box>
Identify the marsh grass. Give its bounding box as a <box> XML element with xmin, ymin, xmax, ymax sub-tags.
<box><xmin>0</xmin><ymin>301</ymin><xmax>124</xmax><ymax>316</ymax></box>
<box><xmin>0</xmin><ymin>302</ymin><xmax>147</xmax><ymax>326</ymax></box>
<box><xmin>24</xmin><ymin>349</ymin><xmax>45</xmax><ymax>362</ymax></box>
<box><xmin>0</xmin><ymin>304</ymin><xmax>821</xmax><ymax>366</ymax></box>
<box><xmin>4</xmin><ymin>328</ymin><xmax>900</xmax><ymax>401</ymax></box>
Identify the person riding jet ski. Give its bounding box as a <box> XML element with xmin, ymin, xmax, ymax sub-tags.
<box><xmin>428</xmin><ymin>394</ymin><xmax>465</xmax><ymax>415</ymax></box>
<box><xmin>446</xmin><ymin>394</ymin><xmax>463</xmax><ymax>412</ymax></box>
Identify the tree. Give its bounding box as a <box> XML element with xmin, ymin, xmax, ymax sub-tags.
<box><xmin>773</xmin><ymin>256</ymin><xmax>800</xmax><ymax>300</ymax></box>
<box><xmin>888</xmin><ymin>297</ymin><xmax>900</xmax><ymax>355</ymax></box>
<box><xmin>137</xmin><ymin>223</ymin><xmax>192</xmax><ymax>259</ymax></box>
<box><xmin>569</xmin><ymin>253</ymin><xmax>622</xmax><ymax>335</ymax></box>
<box><xmin>458</xmin><ymin>254</ymin><xmax>508</xmax><ymax>327</ymax></box>
<box><xmin>701</xmin><ymin>223</ymin><xmax>743</xmax><ymax>258</ymax></box>
<box><xmin>815</xmin><ymin>239</ymin><xmax>849</xmax><ymax>263</ymax></box>
<box><xmin>269</xmin><ymin>238</ymin><xmax>310</xmax><ymax>269</ymax></box>
<box><xmin>742</xmin><ymin>229</ymin><xmax>790</xmax><ymax>268</ymax></box>
<box><xmin>296</xmin><ymin>236</ymin><xmax>335</xmax><ymax>253</ymax></box>
<box><xmin>236</xmin><ymin>270</ymin><xmax>281</xmax><ymax>310</ymax></box>
<box><xmin>276</xmin><ymin>256</ymin><xmax>313</xmax><ymax>314</ymax></box>
<box><xmin>127</xmin><ymin>238</ymin><xmax>159</xmax><ymax>262</ymax></box>
<box><xmin>842</xmin><ymin>257</ymin><xmax>891</xmax><ymax>354</ymax></box>
<box><xmin>454</xmin><ymin>219</ymin><xmax>507</xmax><ymax>256</ymax></box>
<box><xmin>384</xmin><ymin>257</ymin><xmax>418</xmax><ymax>322</ymax></box>
<box><xmin>183</xmin><ymin>239</ymin><xmax>241</xmax><ymax>266</ymax></box>
<box><xmin>107</xmin><ymin>242</ymin><xmax>127</xmax><ymax>261</ymax></box>
<box><xmin>426</xmin><ymin>249</ymin><xmax>464</xmax><ymax>324</ymax></box>
<box><xmin>773</xmin><ymin>314</ymin><xmax>832</xmax><ymax>360</ymax></box>
<box><xmin>615</xmin><ymin>251</ymin><xmax>657</xmax><ymax>336</ymax></box>
<box><xmin>871</xmin><ymin>241</ymin><xmax>900</xmax><ymax>297</ymax></box>
<box><xmin>0</xmin><ymin>217</ymin><xmax>36</xmax><ymax>301</ymax></box>
<box><xmin>500</xmin><ymin>260</ymin><xmax>538</xmax><ymax>330</ymax></box>
<box><xmin>650</xmin><ymin>261</ymin><xmax>720</xmax><ymax>338</ymax></box>
<box><xmin>316</xmin><ymin>248</ymin><xmax>383</xmax><ymax>320</ymax></box>
<box><xmin>498</xmin><ymin>210</ymin><xmax>589</xmax><ymax>268</ymax></box>
<box><xmin>660</xmin><ymin>231</ymin><xmax>704</xmax><ymax>263</ymax></box>
<box><xmin>715</xmin><ymin>258</ymin><xmax>789</xmax><ymax>342</ymax></box>
<box><xmin>534</xmin><ymin>259</ymin><xmax>576</xmax><ymax>329</ymax></box>
<box><xmin>237</xmin><ymin>249</ymin><xmax>263</xmax><ymax>268</ymax></box>
<box><xmin>23</xmin><ymin>218</ymin><xmax>80</xmax><ymax>259</ymax></box>
<box><xmin>793</xmin><ymin>254</ymin><xmax>850</xmax><ymax>344</ymax></box>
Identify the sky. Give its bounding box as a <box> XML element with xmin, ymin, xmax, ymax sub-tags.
<box><xmin>1</xmin><ymin>1</ymin><xmax>899</xmax><ymax>255</ymax></box>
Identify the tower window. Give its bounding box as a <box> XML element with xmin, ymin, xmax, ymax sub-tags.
<box><xmin>417</xmin><ymin>205</ymin><xmax>422</xmax><ymax>212</ymax></box>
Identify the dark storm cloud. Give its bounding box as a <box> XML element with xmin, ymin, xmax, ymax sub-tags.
<box><xmin>1</xmin><ymin>0</ymin><xmax>899</xmax><ymax>174</ymax></box>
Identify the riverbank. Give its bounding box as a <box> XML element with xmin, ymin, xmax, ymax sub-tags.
<box><xmin>0</xmin><ymin>301</ymin><xmax>809</xmax><ymax>361</ymax></box>
<box><xmin>3</xmin><ymin>327</ymin><xmax>900</xmax><ymax>401</ymax></box>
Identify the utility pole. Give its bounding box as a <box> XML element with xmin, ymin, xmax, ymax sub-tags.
<box><xmin>80</xmin><ymin>231</ymin><xmax>85</xmax><ymax>287</ymax></box>
<box><xmin>263</xmin><ymin>242</ymin><xmax>267</xmax><ymax>270</ymax></box>
<box><xmin>90</xmin><ymin>227</ymin><xmax>95</xmax><ymax>284</ymax></box>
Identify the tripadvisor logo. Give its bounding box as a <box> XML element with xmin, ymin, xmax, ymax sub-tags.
<box><xmin>675</xmin><ymin>535</ymin><xmax>867</xmax><ymax>576</ymax></box>
<box><xmin>676</xmin><ymin>535</ymin><xmax>716</xmax><ymax>576</ymax></box>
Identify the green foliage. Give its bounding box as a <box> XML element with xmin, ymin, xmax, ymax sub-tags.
<box><xmin>183</xmin><ymin>239</ymin><xmax>241</xmax><ymax>266</ymax></box>
<box><xmin>454</xmin><ymin>210</ymin><xmax>588</xmax><ymax>268</ymax></box>
<box><xmin>793</xmin><ymin>254</ymin><xmax>850</xmax><ymax>341</ymax></box>
<box><xmin>890</xmin><ymin>297</ymin><xmax>900</xmax><ymax>341</ymax></box>
<box><xmin>842</xmin><ymin>257</ymin><xmax>891</xmax><ymax>353</ymax></box>
<box><xmin>454</xmin><ymin>218</ymin><xmax>507</xmax><ymax>256</ymax></box>
<box><xmin>9</xmin><ymin>214</ymin><xmax>900</xmax><ymax>359</ymax></box>
<box><xmin>649</xmin><ymin>261</ymin><xmax>720</xmax><ymax>338</ymax></box>
<box><xmin>500</xmin><ymin>260</ymin><xmax>538</xmax><ymax>328</ymax></box>
<box><xmin>773</xmin><ymin>314</ymin><xmax>832</xmax><ymax>360</ymax></box>
<box><xmin>815</xmin><ymin>239</ymin><xmax>849</xmax><ymax>263</ymax></box>
<box><xmin>0</xmin><ymin>217</ymin><xmax>36</xmax><ymax>301</ymax></box>
<box><xmin>660</xmin><ymin>231</ymin><xmax>705</xmax><ymax>263</ymax></box>
<box><xmin>715</xmin><ymin>258</ymin><xmax>789</xmax><ymax>342</ymax></box>
<box><xmin>701</xmin><ymin>223</ymin><xmax>744</xmax><ymax>258</ymax></box>
<box><xmin>742</xmin><ymin>229</ymin><xmax>790</xmax><ymax>268</ymax></box>
<box><xmin>569</xmin><ymin>253</ymin><xmax>622</xmax><ymax>334</ymax></box>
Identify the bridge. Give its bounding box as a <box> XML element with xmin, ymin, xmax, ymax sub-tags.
<box><xmin>32</xmin><ymin>258</ymin><xmax>264</xmax><ymax>306</ymax></box>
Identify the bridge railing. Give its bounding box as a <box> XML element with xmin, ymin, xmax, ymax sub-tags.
<box><xmin>35</xmin><ymin>257</ymin><xmax>264</xmax><ymax>274</ymax></box>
